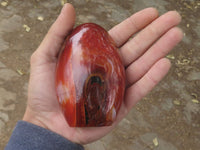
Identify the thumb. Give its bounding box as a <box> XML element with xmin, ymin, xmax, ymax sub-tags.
<box><xmin>31</xmin><ymin>3</ymin><xmax>75</xmax><ymax>63</ymax></box>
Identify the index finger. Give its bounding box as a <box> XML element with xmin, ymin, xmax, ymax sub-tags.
<box><xmin>108</xmin><ymin>7</ymin><xmax>159</xmax><ymax>47</ymax></box>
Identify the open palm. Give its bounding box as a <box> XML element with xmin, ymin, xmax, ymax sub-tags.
<box><xmin>23</xmin><ymin>4</ymin><xmax>183</xmax><ymax>145</ymax></box>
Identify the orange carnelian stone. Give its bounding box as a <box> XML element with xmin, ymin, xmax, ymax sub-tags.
<box><xmin>56</xmin><ymin>23</ymin><xmax>125</xmax><ymax>127</ymax></box>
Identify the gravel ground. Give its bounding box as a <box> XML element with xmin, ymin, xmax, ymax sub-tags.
<box><xmin>0</xmin><ymin>0</ymin><xmax>199</xmax><ymax>149</ymax></box>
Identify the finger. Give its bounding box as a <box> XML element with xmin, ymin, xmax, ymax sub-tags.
<box><xmin>124</xmin><ymin>58</ymin><xmax>171</xmax><ymax>111</ymax></box>
<box><xmin>121</xmin><ymin>11</ymin><xmax>181</xmax><ymax>66</ymax></box>
<box><xmin>126</xmin><ymin>27</ymin><xmax>183</xmax><ymax>85</ymax></box>
<box><xmin>108</xmin><ymin>7</ymin><xmax>159</xmax><ymax>47</ymax></box>
<box><xmin>35</xmin><ymin>4</ymin><xmax>75</xmax><ymax>58</ymax></box>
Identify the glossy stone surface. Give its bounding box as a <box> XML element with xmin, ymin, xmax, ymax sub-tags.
<box><xmin>56</xmin><ymin>23</ymin><xmax>125</xmax><ymax>127</ymax></box>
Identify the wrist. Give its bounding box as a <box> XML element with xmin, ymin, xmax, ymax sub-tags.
<box><xmin>23</xmin><ymin>107</ymin><xmax>48</xmax><ymax>130</ymax></box>
<box><xmin>22</xmin><ymin>107</ymin><xmax>72</xmax><ymax>143</ymax></box>
<box><xmin>22</xmin><ymin>106</ymin><xmax>83</xmax><ymax>145</ymax></box>
<box><xmin>6</xmin><ymin>121</ymin><xmax>84</xmax><ymax>150</ymax></box>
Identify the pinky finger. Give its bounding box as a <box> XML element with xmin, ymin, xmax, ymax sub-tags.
<box><xmin>124</xmin><ymin>58</ymin><xmax>171</xmax><ymax>111</ymax></box>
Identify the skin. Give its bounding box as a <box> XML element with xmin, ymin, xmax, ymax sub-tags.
<box><xmin>23</xmin><ymin>3</ymin><xmax>183</xmax><ymax>145</ymax></box>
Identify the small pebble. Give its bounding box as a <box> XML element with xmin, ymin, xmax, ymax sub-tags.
<box><xmin>16</xmin><ymin>69</ymin><xmax>24</xmax><ymax>76</ymax></box>
<box><xmin>60</xmin><ymin>0</ymin><xmax>67</xmax><ymax>6</ymax></box>
<box><xmin>153</xmin><ymin>137</ymin><xmax>159</xmax><ymax>147</ymax></box>
<box><xmin>23</xmin><ymin>24</ymin><xmax>31</xmax><ymax>32</ymax></box>
<box><xmin>173</xmin><ymin>100</ymin><xmax>181</xmax><ymax>105</ymax></box>
<box><xmin>192</xmin><ymin>99</ymin><xmax>199</xmax><ymax>104</ymax></box>
<box><xmin>166</xmin><ymin>54</ymin><xmax>175</xmax><ymax>60</ymax></box>
<box><xmin>37</xmin><ymin>16</ymin><xmax>44</xmax><ymax>21</ymax></box>
<box><xmin>1</xmin><ymin>1</ymin><xmax>8</xmax><ymax>7</ymax></box>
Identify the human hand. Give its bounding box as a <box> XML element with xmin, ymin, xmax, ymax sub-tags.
<box><xmin>23</xmin><ymin>3</ymin><xmax>183</xmax><ymax>145</ymax></box>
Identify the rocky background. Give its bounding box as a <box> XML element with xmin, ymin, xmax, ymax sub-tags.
<box><xmin>0</xmin><ymin>0</ymin><xmax>199</xmax><ymax>149</ymax></box>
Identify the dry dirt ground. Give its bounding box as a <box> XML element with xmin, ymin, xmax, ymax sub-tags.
<box><xmin>0</xmin><ymin>0</ymin><xmax>199</xmax><ymax>149</ymax></box>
